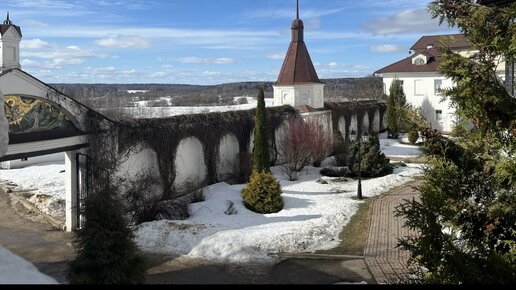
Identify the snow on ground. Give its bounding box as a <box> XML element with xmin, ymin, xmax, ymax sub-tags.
<box><xmin>135</xmin><ymin>163</ymin><xmax>423</xmax><ymax>264</ymax></box>
<box><xmin>0</xmin><ymin>245</ymin><xmax>57</xmax><ymax>284</ymax></box>
<box><xmin>0</xmin><ymin>133</ymin><xmax>424</xmax><ymax>223</ymax></box>
<box><xmin>0</xmin><ymin>161</ymin><xmax>65</xmax><ymax>219</ymax></box>
<box><xmin>378</xmin><ymin>132</ymin><xmax>423</xmax><ymax>158</ymax></box>
<box><xmin>100</xmin><ymin>98</ymin><xmax>274</xmax><ymax>119</ymax></box>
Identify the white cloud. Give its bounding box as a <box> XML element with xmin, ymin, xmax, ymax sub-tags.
<box><xmin>20</xmin><ymin>38</ymin><xmax>52</xmax><ymax>49</ymax></box>
<box><xmin>328</xmin><ymin>62</ymin><xmax>338</xmax><ymax>67</ymax></box>
<box><xmin>213</xmin><ymin>57</ymin><xmax>235</xmax><ymax>65</ymax></box>
<box><xmin>267</xmin><ymin>53</ymin><xmax>285</xmax><ymax>60</ymax></box>
<box><xmin>24</xmin><ymin>45</ymin><xmax>106</xmax><ymax>60</ymax></box>
<box><xmin>95</xmin><ymin>35</ymin><xmax>150</xmax><ymax>49</ymax></box>
<box><xmin>371</xmin><ymin>44</ymin><xmax>405</xmax><ymax>53</ymax></box>
<box><xmin>178</xmin><ymin>57</ymin><xmax>236</xmax><ymax>65</ymax></box>
<box><xmin>203</xmin><ymin>71</ymin><xmax>221</xmax><ymax>76</ymax></box>
<box><xmin>7</xmin><ymin>0</ymin><xmax>81</xmax><ymax>10</ymax></box>
<box><xmin>365</xmin><ymin>9</ymin><xmax>444</xmax><ymax>35</ymax></box>
<box><xmin>244</xmin><ymin>7</ymin><xmax>346</xmax><ymax>20</ymax></box>
<box><xmin>52</xmin><ymin>58</ymin><xmax>84</xmax><ymax>65</ymax></box>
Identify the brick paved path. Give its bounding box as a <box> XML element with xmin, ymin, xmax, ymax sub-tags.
<box><xmin>364</xmin><ymin>181</ymin><xmax>420</xmax><ymax>284</ymax></box>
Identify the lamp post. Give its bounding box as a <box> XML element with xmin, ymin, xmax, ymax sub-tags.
<box><xmin>349</xmin><ymin>130</ymin><xmax>368</xmax><ymax>200</ymax></box>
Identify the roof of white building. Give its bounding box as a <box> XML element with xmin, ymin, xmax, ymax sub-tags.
<box><xmin>375</xmin><ymin>34</ymin><xmax>472</xmax><ymax>75</ymax></box>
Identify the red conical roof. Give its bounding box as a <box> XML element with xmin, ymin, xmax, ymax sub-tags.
<box><xmin>275</xmin><ymin>3</ymin><xmax>321</xmax><ymax>85</ymax></box>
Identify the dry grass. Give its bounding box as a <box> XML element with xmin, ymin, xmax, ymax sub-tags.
<box><xmin>316</xmin><ymin>197</ymin><xmax>374</xmax><ymax>256</ymax></box>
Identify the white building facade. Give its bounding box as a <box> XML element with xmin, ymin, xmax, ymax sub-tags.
<box><xmin>376</xmin><ymin>34</ymin><xmax>506</xmax><ymax>133</ymax></box>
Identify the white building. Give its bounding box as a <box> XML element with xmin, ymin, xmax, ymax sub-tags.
<box><xmin>375</xmin><ymin>34</ymin><xmax>506</xmax><ymax>133</ymax></box>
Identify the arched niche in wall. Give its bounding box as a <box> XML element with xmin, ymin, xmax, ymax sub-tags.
<box><xmin>117</xmin><ymin>143</ymin><xmax>160</xmax><ymax>185</ymax></box>
<box><xmin>338</xmin><ymin>116</ymin><xmax>346</xmax><ymax>137</ymax></box>
<box><xmin>174</xmin><ymin>137</ymin><xmax>206</xmax><ymax>189</ymax></box>
<box><xmin>274</xmin><ymin>120</ymin><xmax>290</xmax><ymax>164</ymax></box>
<box><xmin>217</xmin><ymin>133</ymin><xmax>240</xmax><ymax>181</ymax></box>
<box><xmin>373</xmin><ymin>109</ymin><xmax>381</xmax><ymax>133</ymax></box>
<box><xmin>362</xmin><ymin>112</ymin><xmax>370</xmax><ymax>134</ymax></box>
<box><xmin>349</xmin><ymin>114</ymin><xmax>358</xmax><ymax>138</ymax></box>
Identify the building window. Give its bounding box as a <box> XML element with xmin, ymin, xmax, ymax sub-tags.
<box><xmin>21</xmin><ymin>157</ymin><xmax>28</xmax><ymax>162</ymax></box>
<box><xmin>434</xmin><ymin>79</ymin><xmax>442</xmax><ymax>95</ymax></box>
<box><xmin>414</xmin><ymin>57</ymin><xmax>425</xmax><ymax>65</ymax></box>
<box><xmin>383</xmin><ymin>83</ymin><xmax>387</xmax><ymax>94</ymax></box>
<box><xmin>414</xmin><ymin>80</ymin><xmax>423</xmax><ymax>96</ymax></box>
<box><xmin>436</xmin><ymin>110</ymin><xmax>443</xmax><ymax>121</ymax></box>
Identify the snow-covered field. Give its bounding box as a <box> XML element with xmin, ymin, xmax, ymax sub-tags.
<box><xmin>101</xmin><ymin>97</ymin><xmax>273</xmax><ymax>119</ymax></box>
<box><xmin>135</xmin><ymin>164</ymin><xmax>422</xmax><ymax>263</ymax></box>
<box><xmin>0</xmin><ymin>245</ymin><xmax>57</xmax><ymax>284</ymax></box>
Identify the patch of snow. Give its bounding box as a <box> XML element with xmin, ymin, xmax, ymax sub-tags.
<box><xmin>127</xmin><ymin>90</ymin><xmax>148</xmax><ymax>94</ymax></box>
<box><xmin>0</xmin><ymin>245</ymin><xmax>57</xmax><ymax>284</ymax></box>
<box><xmin>378</xmin><ymin>132</ymin><xmax>423</xmax><ymax>158</ymax></box>
<box><xmin>0</xmin><ymin>161</ymin><xmax>65</xmax><ymax>218</ymax></box>
<box><xmin>135</xmin><ymin>164</ymin><xmax>423</xmax><ymax>264</ymax></box>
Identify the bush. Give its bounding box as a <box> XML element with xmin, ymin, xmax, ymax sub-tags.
<box><xmin>122</xmin><ymin>170</ymin><xmax>189</xmax><ymax>225</ymax></box>
<box><xmin>241</xmin><ymin>170</ymin><xmax>283</xmax><ymax>214</ymax></box>
<box><xmin>277</xmin><ymin>117</ymin><xmax>332</xmax><ymax>180</ymax></box>
<box><xmin>333</xmin><ymin>130</ymin><xmax>349</xmax><ymax>166</ymax></box>
<box><xmin>408</xmin><ymin>129</ymin><xmax>419</xmax><ymax>144</ymax></box>
<box><xmin>348</xmin><ymin>134</ymin><xmax>393</xmax><ymax>178</ymax></box>
<box><xmin>68</xmin><ymin>185</ymin><xmax>146</xmax><ymax>284</ymax></box>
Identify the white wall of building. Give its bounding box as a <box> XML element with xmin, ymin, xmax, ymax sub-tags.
<box><xmin>273</xmin><ymin>83</ymin><xmax>325</xmax><ymax>109</ymax></box>
<box><xmin>383</xmin><ymin>72</ymin><xmax>455</xmax><ymax>132</ymax></box>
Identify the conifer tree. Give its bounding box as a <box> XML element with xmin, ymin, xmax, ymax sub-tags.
<box><xmin>387</xmin><ymin>79</ymin><xmax>406</xmax><ymax>139</ymax></box>
<box><xmin>396</xmin><ymin>0</ymin><xmax>516</xmax><ymax>284</ymax></box>
<box><xmin>252</xmin><ymin>87</ymin><xmax>270</xmax><ymax>172</ymax></box>
<box><xmin>67</xmin><ymin>184</ymin><xmax>146</xmax><ymax>284</ymax></box>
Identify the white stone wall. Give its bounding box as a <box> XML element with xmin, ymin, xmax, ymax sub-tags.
<box><xmin>0</xmin><ymin>88</ymin><xmax>8</xmax><ymax>157</ymax></box>
<box><xmin>382</xmin><ymin>72</ymin><xmax>456</xmax><ymax>132</ymax></box>
<box><xmin>273</xmin><ymin>83</ymin><xmax>325</xmax><ymax>109</ymax></box>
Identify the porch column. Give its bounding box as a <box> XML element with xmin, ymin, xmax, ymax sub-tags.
<box><xmin>65</xmin><ymin>150</ymin><xmax>78</xmax><ymax>232</ymax></box>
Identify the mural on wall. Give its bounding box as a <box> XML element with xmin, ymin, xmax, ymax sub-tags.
<box><xmin>3</xmin><ymin>95</ymin><xmax>76</xmax><ymax>134</ymax></box>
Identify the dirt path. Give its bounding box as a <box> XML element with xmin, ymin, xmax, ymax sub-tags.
<box><xmin>0</xmin><ymin>187</ymin><xmax>75</xmax><ymax>283</ymax></box>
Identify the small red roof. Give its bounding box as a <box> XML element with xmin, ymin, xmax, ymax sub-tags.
<box><xmin>410</xmin><ymin>34</ymin><xmax>470</xmax><ymax>51</ymax></box>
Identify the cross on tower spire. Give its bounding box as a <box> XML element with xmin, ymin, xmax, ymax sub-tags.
<box><xmin>4</xmin><ymin>12</ymin><xmax>12</xmax><ymax>25</ymax></box>
<box><xmin>296</xmin><ymin>0</ymin><xmax>299</xmax><ymax>19</ymax></box>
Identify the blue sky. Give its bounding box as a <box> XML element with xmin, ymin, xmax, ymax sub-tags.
<box><xmin>4</xmin><ymin>0</ymin><xmax>458</xmax><ymax>84</ymax></box>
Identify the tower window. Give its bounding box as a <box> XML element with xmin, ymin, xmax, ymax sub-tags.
<box><xmin>436</xmin><ymin>110</ymin><xmax>443</xmax><ymax>121</ymax></box>
<box><xmin>414</xmin><ymin>57</ymin><xmax>425</xmax><ymax>65</ymax></box>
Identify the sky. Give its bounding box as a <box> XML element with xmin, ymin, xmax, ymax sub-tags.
<box><xmin>3</xmin><ymin>0</ymin><xmax>458</xmax><ymax>85</ymax></box>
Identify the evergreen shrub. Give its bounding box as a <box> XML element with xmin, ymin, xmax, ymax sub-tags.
<box><xmin>240</xmin><ymin>170</ymin><xmax>283</xmax><ymax>214</ymax></box>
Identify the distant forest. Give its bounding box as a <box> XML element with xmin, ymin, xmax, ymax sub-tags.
<box><xmin>52</xmin><ymin>77</ymin><xmax>385</xmax><ymax>109</ymax></box>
